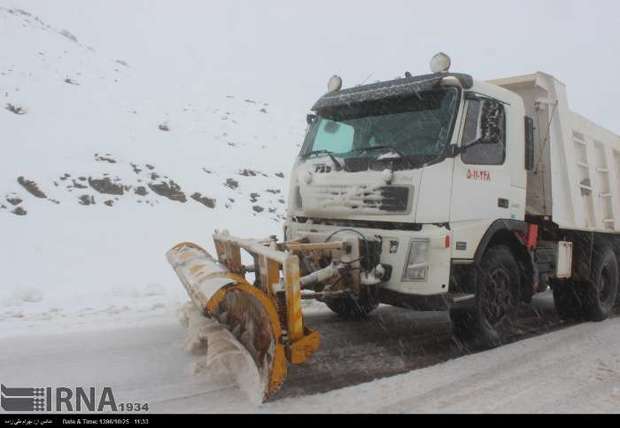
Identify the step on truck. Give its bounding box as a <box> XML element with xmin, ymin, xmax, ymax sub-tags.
<box><xmin>167</xmin><ymin>53</ymin><xmax>620</xmax><ymax>400</ymax></box>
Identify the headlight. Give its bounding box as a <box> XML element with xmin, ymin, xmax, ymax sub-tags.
<box><xmin>402</xmin><ymin>239</ymin><xmax>430</xmax><ymax>282</ymax></box>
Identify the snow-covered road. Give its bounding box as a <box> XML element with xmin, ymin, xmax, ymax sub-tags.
<box><xmin>1</xmin><ymin>298</ymin><xmax>618</xmax><ymax>413</ymax></box>
<box><xmin>0</xmin><ymin>319</ymin><xmax>255</xmax><ymax>413</ymax></box>
<box><xmin>270</xmin><ymin>315</ymin><xmax>620</xmax><ymax>413</ymax></box>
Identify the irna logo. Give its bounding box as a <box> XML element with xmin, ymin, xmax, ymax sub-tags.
<box><xmin>1</xmin><ymin>384</ymin><xmax>118</xmax><ymax>412</ymax></box>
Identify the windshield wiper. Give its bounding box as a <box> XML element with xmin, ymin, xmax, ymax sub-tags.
<box><xmin>350</xmin><ymin>146</ymin><xmax>415</xmax><ymax>168</ymax></box>
<box><xmin>303</xmin><ymin>150</ymin><xmax>343</xmax><ymax>171</ymax></box>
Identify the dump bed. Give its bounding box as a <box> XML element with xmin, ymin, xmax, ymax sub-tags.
<box><xmin>489</xmin><ymin>72</ymin><xmax>620</xmax><ymax>234</ymax></box>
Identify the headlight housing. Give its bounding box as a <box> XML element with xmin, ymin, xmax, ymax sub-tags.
<box><xmin>402</xmin><ymin>239</ymin><xmax>430</xmax><ymax>282</ymax></box>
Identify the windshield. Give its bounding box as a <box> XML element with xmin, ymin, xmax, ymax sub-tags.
<box><xmin>301</xmin><ymin>88</ymin><xmax>459</xmax><ymax>167</ymax></box>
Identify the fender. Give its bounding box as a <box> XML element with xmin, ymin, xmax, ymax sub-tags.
<box><xmin>472</xmin><ymin>218</ymin><xmax>540</xmax><ymax>301</ymax></box>
<box><xmin>473</xmin><ymin>219</ymin><xmax>529</xmax><ymax>264</ymax></box>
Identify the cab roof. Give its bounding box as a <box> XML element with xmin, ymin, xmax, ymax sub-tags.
<box><xmin>312</xmin><ymin>72</ymin><xmax>474</xmax><ymax>113</ymax></box>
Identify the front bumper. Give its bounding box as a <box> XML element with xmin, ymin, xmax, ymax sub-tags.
<box><xmin>285</xmin><ymin>220</ymin><xmax>452</xmax><ymax>297</ymax></box>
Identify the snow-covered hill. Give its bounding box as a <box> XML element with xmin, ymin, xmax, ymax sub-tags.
<box><xmin>0</xmin><ymin>5</ymin><xmax>306</xmax><ymax>335</ymax></box>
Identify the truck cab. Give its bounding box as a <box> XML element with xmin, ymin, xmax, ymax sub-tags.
<box><xmin>284</xmin><ymin>53</ymin><xmax>618</xmax><ymax>347</ymax></box>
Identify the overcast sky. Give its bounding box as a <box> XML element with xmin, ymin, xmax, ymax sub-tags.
<box><xmin>7</xmin><ymin>0</ymin><xmax>620</xmax><ymax>133</ymax></box>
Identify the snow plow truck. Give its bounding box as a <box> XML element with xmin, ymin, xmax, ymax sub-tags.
<box><xmin>168</xmin><ymin>53</ymin><xmax>620</xmax><ymax>400</ymax></box>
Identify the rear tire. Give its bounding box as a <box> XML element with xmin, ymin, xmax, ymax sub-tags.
<box><xmin>552</xmin><ymin>245</ymin><xmax>618</xmax><ymax>322</ymax></box>
<box><xmin>581</xmin><ymin>245</ymin><xmax>618</xmax><ymax>321</ymax></box>
<box><xmin>325</xmin><ymin>295</ymin><xmax>378</xmax><ymax>319</ymax></box>
<box><xmin>450</xmin><ymin>245</ymin><xmax>520</xmax><ymax>350</ymax></box>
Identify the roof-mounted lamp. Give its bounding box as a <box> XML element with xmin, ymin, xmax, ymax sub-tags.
<box><xmin>430</xmin><ymin>52</ymin><xmax>451</xmax><ymax>74</ymax></box>
<box><xmin>327</xmin><ymin>75</ymin><xmax>343</xmax><ymax>93</ymax></box>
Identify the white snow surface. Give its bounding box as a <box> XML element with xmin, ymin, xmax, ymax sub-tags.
<box><xmin>267</xmin><ymin>318</ymin><xmax>620</xmax><ymax>413</ymax></box>
<box><xmin>0</xmin><ymin>313</ymin><xmax>618</xmax><ymax>413</ymax></box>
<box><xmin>1</xmin><ymin>2</ymin><xmax>620</xmax><ymax>414</ymax></box>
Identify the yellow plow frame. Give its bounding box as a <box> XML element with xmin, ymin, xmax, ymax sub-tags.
<box><xmin>167</xmin><ymin>231</ymin><xmax>339</xmax><ymax>399</ymax></box>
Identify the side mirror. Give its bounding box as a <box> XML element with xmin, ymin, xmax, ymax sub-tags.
<box><xmin>479</xmin><ymin>100</ymin><xmax>504</xmax><ymax>145</ymax></box>
<box><xmin>451</xmin><ymin>98</ymin><xmax>505</xmax><ymax>158</ymax></box>
<box><xmin>306</xmin><ymin>114</ymin><xmax>317</xmax><ymax>125</ymax></box>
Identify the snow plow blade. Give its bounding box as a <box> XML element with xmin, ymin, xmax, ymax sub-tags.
<box><xmin>167</xmin><ymin>236</ymin><xmax>320</xmax><ymax>401</ymax></box>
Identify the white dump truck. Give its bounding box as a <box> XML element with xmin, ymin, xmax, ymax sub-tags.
<box><xmin>168</xmin><ymin>53</ymin><xmax>620</xmax><ymax>400</ymax></box>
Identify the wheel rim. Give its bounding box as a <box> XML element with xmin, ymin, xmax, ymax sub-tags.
<box><xmin>481</xmin><ymin>267</ymin><xmax>515</xmax><ymax>326</ymax></box>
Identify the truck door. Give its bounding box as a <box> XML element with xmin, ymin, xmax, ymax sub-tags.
<box><xmin>450</xmin><ymin>96</ymin><xmax>514</xmax><ymax>227</ymax></box>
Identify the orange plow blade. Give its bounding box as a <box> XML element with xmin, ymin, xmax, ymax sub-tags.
<box><xmin>167</xmin><ymin>242</ymin><xmax>287</xmax><ymax>400</ymax></box>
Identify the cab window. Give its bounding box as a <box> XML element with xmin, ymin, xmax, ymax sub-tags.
<box><xmin>312</xmin><ymin>120</ymin><xmax>355</xmax><ymax>154</ymax></box>
<box><xmin>461</xmin><ymin>99</ymin><xmax>506</xmax><ymax>165</ymax></box>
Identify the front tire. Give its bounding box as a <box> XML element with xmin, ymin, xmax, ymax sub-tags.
<box><xmin>450</xmin><ymin>245</ymin><xmax>521</xmax><ymax>350</ymax></box>
<box><xmin>325</xmin><ymin>295</ymin><xmax>378</xmax><ymax>319</ymax></box>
